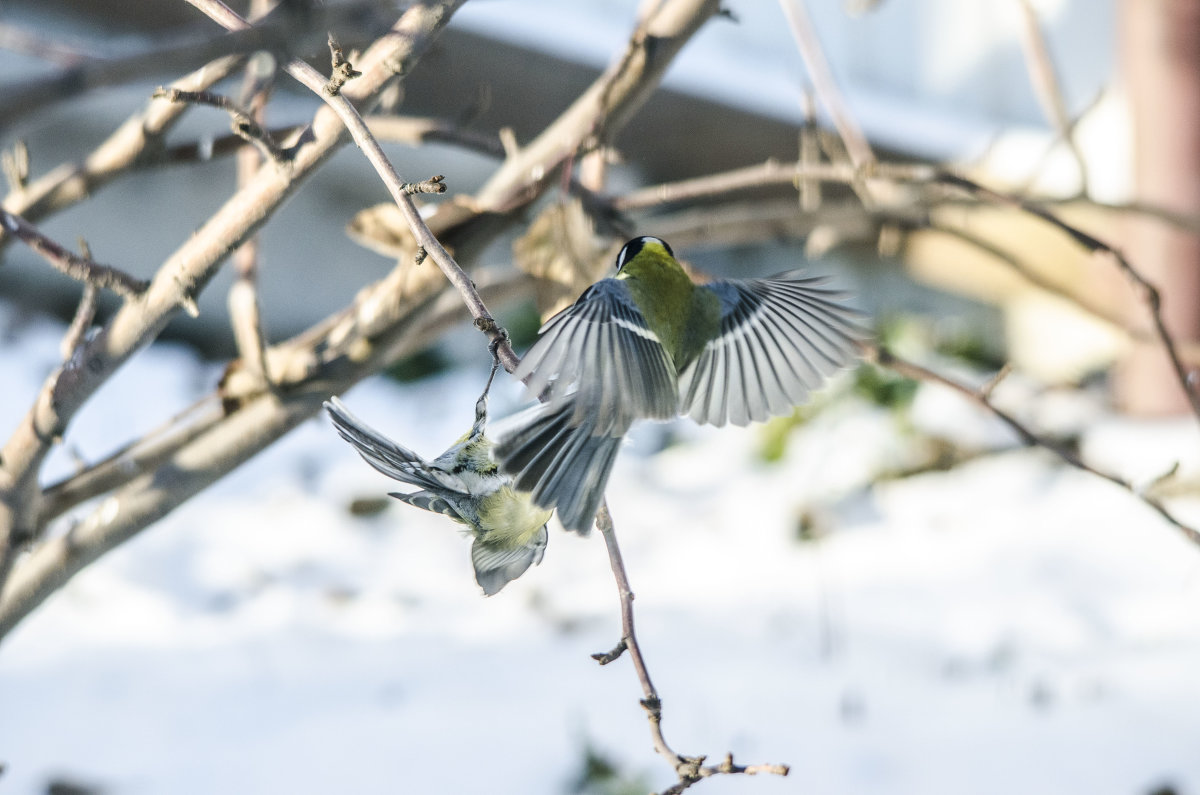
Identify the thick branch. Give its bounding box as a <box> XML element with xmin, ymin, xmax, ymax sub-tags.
<box><xmin>0</xmin><ymin>0</ymin><xmax>463</xmax><ymax>611</ymax></box>
<box><xmin>0</xmin><ymin>267</ymin><xmax>531</xmax><ymax>639</ymax></box>
<box><xmin>472</xmin><ymin>0</ymin><xmax>723</xmax><ymax>212</ymax></box>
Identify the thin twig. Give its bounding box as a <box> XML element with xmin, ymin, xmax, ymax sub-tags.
<box><xmin>1</xmin><ymin>140</ymin><xmax>29</xmax><ymax>193</ymax></box>
<box><xmin>778</xmin><ymin>0</ymin><xmax>875</xmax><ymax>169</ymax></box>
<box><xmin>157</xmin><ymin>116</ymin><xmax>507</xmax><ymax>166</ymax></box>
<box><xmin>614</xmin><ymin>159</ymin><xmax>934</xmax><ymax>211</ymax></box>
<box><xmin>59</xmin><ymin>283</ymin><xmax>99</xmax><ymax>362</ymax></box>
<box><xmin>798</xmin><ymin>87</ymin><xmax>821</xmax><ymax>212</ymax></box>
<box><xmin>324</xmin><ymin>34</ymin><xmax>362</xmax><ymax>96</ymax></box>
<box><xmin>1013</xmin><ymin>0</ymin><xmax>1089</xmax><ymax>194</ymax></box>
<box><xmin>0</xmin><ymin>2</ymin><xmax>389</xmax><ymax>127</ymax></box>
<box><xmin>868</xmin><ymin>343</ymin><xmax>1200</xmax><ymax>547</ymax></box>
<box><xmin>936</xmin><ymin>172</ymin><xmax>1200</xmax><ymax>423</ymax></box>
<box><xmin>0</xmin><ymin>210</ymin><xmax>148</xmax><ymax>297</ymax></box>
<box><xmin>153</xmin><ymin>88</ymin><xmax>289</xmax><ymax>164</ymax></box>
<box><xmin>594</xmin><ymin>503</ymin><xmax>790</xmax><ymax>793</ymax></box>
<box><xmin>59</xmin><ymin>238</ymin><xmax>101</xmax><ymax>361</ymax></box>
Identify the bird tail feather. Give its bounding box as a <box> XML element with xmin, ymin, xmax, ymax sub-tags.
<box><xmin>470</xmin><ymin>526</ymin><xmax>548</xmax><ymax>595</ymax></box>
<box><xmin>493</xmin><ymin>402</ymin><xmax>623</xmax><ymax>534</ymax></box>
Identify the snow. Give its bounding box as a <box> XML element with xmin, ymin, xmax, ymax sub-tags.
<box><xmin>3</xmin><ymin>298</ymin><xmax>1200</xmax><ymax>795</ymax></box>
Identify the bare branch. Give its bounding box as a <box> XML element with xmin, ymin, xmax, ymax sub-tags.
<box><xmin>1013</xmin><ymin>0</ymin><xmax>1089</xmax><ymax>194</ymax></box>
<box><xmin>1</xmin><ymin>140</ymin><xmax>29</xmax><ymax>194</ymax></box>
<box><xmin>868</xmin><ymin>343</ymin><xmax>1200</xmax><ymax>547</ymax></box>
<box><xmin>59</xmin><ymin>284</ymin><xmax>99</xmax><ymax>362</ymax></box>
<box><xmin>185</xmin><ymin>0</ymin><xmax>519</xmax><ymax>367</ymax></box>
<box><xmin>472</xmin><ymin>0</ymin><xmax>723</xmax><ymax>213</ymax></box>
<box><xmin>152</xmin><ymin>88</ymin><xmax>288</xmax><ymax>164</ymax></box>
<box><xmin>0</xmin><ymin>2</ymin><xmax>390</xmax><ymax>127</ymax></box>
<box><xmin>324</xmin><ymin>34</ymin><xmax>362</xmax><ymax>96</ymax></box>
<box><xmin>229</xmin><ymin>38</ymin><xmax>274</xmax><ymax>388</ymax></box>
<box><xmin>0</xmin><ymin>0</ymin><xmax>464</xmax><ymax>614</ymax></box>
<box><xmin>0</xmin><ymin>55</ymin><xmax>246</xmax><ymax>243</ymax></box>
<box><xmin>2</xmin><ymin>266</ymin><xmax>533</xmax><ymax>638</ymax></box>
<box><xmin>59</xmin><ymin>238</ymin><xmax>101</xmax><ymax>361</ymax></box>
<box><xmin>778</xmin><ymin>0</ymin><xmax>875</xmax><ymax>169</ymax></box>
<box><xmin>155</xmin><ymin>116</ymin><xmax>506</xmax><ymax>167</ymax></box>
<box><xmin>594</xmin><ymin>504</ymin><xmax>790</xmax><ymax>793</ymax></box>
<box><xmin>0</xmin><ymin>210</ymin><xmax>148</xmax><ymax>297</ymax></box>
<box><xmin>614</xmin><ymin>158</ymin><xmax>934</xmax><ymax>211</ymax></box>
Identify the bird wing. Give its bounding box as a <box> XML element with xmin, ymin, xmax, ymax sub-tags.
<box><xmin>325</xmin><ymin>398</ymin><xmax>470</xmax><ymax>493</ymax></box>
<box><xmin>677</xmin><ymin>273</ymin><xmax>866</xmax><ymax>427</ymax></box>
<box><xmin>389</xmin><ymin>489</ymin><xmax>473</xmax><ymax>525</ymax></box>
<box><xmin>512</xmin><ymin>278</ymin><xmax>678</xmax><ymax>436</ymax></box>
<box><xmin>492</xmin><ymin>401</ymin><xmax>623</xmax><ymax>534</ymax></box>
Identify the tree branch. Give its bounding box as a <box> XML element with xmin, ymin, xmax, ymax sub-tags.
<box><xmin>0</xmin><ymin>2</ymin><xmax>389</xmax><ymax>128</ymax></box>
<box><xmin>593</xmin><ymin>503</ymin><xmax>789</xmax><ymax>793</ymax></box>
<box><xmin>1013</xmin><ymin>0</ymin><xmax>1089</xmax><ymax>194</ymax></box>
<box><xmin>868</xmin><ymin>343</ymin><xmax>1200</xmax><ymax>547</ymax></box>
<box><xmin>936</xmin><ymin>173</ymin><xmax>1200</xmax><ymax>423</ymax></box>
<box><xmin>0</xmin><ymin>0</ymin><xmax>464</xmax><ymax>616</ymax></box>
<box><xmin>0</xmin><ymin>209</ymin><xmax>148</xmax><ymax>297</ymax></box>
<box><xmin>152</xmin><ymin>87</ymin><xmax>289</xmax><ymax>164</ymax></box>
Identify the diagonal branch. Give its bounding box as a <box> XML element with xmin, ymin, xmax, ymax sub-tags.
<box><xmin>0</xmin><ymin>0</ymin><xmax>464</xmax><ymax>615</ymax></box>
<box><xmin>0</xmin><ymin>2</ymin><xmax>389</xmax><ymax>128</ymax></box>
<box><xmin>1013</xmin><ymin>0</ymin><xmax>1089</xmax><ymax>194</ymax></box>
<box><xmin>778</xmin><ymin>0</ymin><xmax>875</xmax><ymax>170</ymax></box>
<box><xmin>869</xmin><ymin>343</ymin><xmax>1200</xmax><ymax>547</ymax></box>
<box><xmin>0</xmin><ymin>210</ymin><xmax>148</xmax><ymax>297</ymax></box>
<box><xmin>936</xmin><ymin>173</ymin><xmax>1200</xmax><ymax>423</ymax></box>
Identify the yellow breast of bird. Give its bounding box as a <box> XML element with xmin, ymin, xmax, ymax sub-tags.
<box><xmin>478</xmin><ymin>487</ymin><xmax>553</xmax><ymax>546</ymax></box>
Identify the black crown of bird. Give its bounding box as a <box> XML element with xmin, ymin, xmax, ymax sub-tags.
<box><xmin>493</xmin><ymin>235</ymin><xmax>868</xmax><ymax>533</ymax></box>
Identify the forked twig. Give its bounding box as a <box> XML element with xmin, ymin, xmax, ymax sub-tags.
<box><xmin>153</xmin><ymin>87</ymin><xmax>289</xmax><ymax>164</ymax></box>
<box><xmin>935</xmin><ymin>173</ymin><xmax>1200</xmax><ymax>423</ymax></box>
<box><xmin>594</xmin><ymin>504</ymin><xmax>790</xmax><ymax>793</ymax></box>
<box><xmin>869</xmin><ymin>343</ymin><xmax>1200</xmax><ymax>547</ymax></box>
<box><xmin>0</xmin><ymin>210</ymin><xmax>148</xmax><ymax>297</ymax></box>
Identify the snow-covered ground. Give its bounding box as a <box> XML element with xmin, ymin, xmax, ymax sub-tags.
<box><xmin>3</xmin><ymin>298</ymin><xmax>1200</xmax><ymax>795</ymax></box>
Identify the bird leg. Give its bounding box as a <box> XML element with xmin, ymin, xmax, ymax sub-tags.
<box><xmin>474</xmin><ymin>333</ymin><xmax>507</xmax><ymax>429</ymax></box>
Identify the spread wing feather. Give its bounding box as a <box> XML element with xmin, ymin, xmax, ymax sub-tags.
<box><xmin>512</xmin><ymin>279</ymin><xmax>678</xmax><ymax>436</ymax></box>
<box><xmin>325</xmin><ymin>398</ymin><xmax>470</xmax><ymax>493</ymax></box>
<box><xmin>678</xmin><ymin>273</ymin><xmax>865</xmax><ymax>427</ymax></box>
